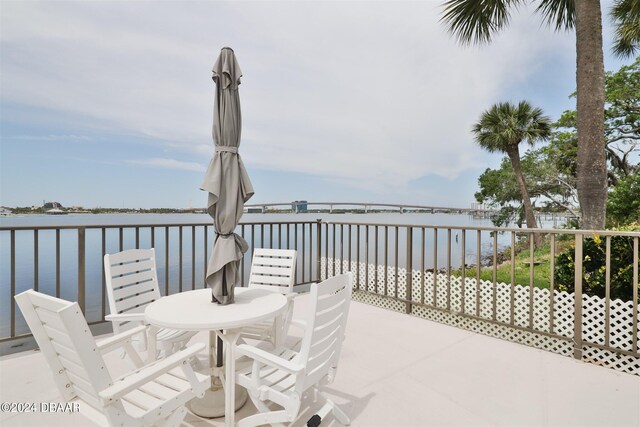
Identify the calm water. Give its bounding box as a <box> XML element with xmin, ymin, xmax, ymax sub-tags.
<box><xmin>0</xmin><ymin>212</ymin><xmax>565</xmax><ymax>338</ymax></box>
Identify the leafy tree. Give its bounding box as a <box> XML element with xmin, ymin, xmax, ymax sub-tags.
<box><xmin>476</xmin><ymin>160</ymin><xmax>524</xmax><ymax>227</ymax></box>
<box><xmin>475</xmin><ymin>147</ymin><xmax>578</xmax><ymax>227</ymax></box>
<box><xmin>441</xmin><ymin>0</ymin><xmax>607</xmax><ymax>229</ymax></box>
<box><xmin>554</xmin><ymin>56</ymin><xmax>640</xmax><ymax>185</ymax></box>
<box><xmin>604</xmin><ymin>56</ymin><xmax>640</xmax><ymax>182</ymax></box>
<box><xmin>607</xmin><ymin>173</ymin><xmax>640</xmax><ymax>226</ymax></box>
<box><xmin>472</xmin><ymin>101</ymin><xmax>551</xmax><ymax>240</ymax></box>
<box><xmin>476</xmin><ymin>58</ymin><xmax>639</xmax><ymax>228</ymax></box>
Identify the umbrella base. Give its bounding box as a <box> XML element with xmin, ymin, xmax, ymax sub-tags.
<box><xmin>189</xmin><ymin>385</ymin><xmax>248</xmax><ymax>418</ymax></box>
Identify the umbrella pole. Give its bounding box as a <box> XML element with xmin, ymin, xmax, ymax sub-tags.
<box><xmin>217</xmin><ymin>335</ymin><xmax>223</xmax><ymax>368</ymax></box>
<box><xmin>217</xmin><ymin>266</ymin><xmax>225</xmax><ymax>368</ymax></box>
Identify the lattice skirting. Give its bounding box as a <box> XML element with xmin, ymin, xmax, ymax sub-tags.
<box><xmin>321</xmin><ymin>257</ymin><xmax>640</xmax><ymax>376</ymax></box>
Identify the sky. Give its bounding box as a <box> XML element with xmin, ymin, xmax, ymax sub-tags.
<box><xmin>0</xmin><ymin>0</ymin><xmax>634</xmax><ymax>209</ymax></box>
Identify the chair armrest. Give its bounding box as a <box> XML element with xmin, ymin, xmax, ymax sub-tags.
<box><xmin>99</xmin><ymin>342</ymin><xmax>206</xmax><ymax>402</ymax></box>
<box><xmin>236</xmin><ymin>344</ymin><xmax>304</xmax><ymax>374</ymax></box>
<box><xmin>96</xmin><ymin>325</ymin><xmax>148</xmax><ymax>354</ymax></box>
<box><xmin>105</xmin><ymin>313</ymin><xmax>146</xmax><ymax>323</ymax></box>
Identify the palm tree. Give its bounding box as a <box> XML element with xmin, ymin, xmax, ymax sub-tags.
<box><xmin>441</xmin><ymin>0</ymin><xmax>607</xmax><ymax>230</ymax></box>
<box><xmin>611</xmin><ymin>0</ymin><xmax>640</xmax><ymax>58</ymax></box>
<box><xmin>473</xmin><ymin>101</ymin><xmax>551</xmax><ymax>243</ymax></box>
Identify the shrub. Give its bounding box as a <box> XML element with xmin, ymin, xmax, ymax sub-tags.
<box><xmin>607</xmin><ymin>174</ymin><xmax>640</xmax><ymax>227</ymax></box>
<box><xmin>555</xmin><ymin>229</ymin><xmax>640</xmax><ymax>301</ymax></box>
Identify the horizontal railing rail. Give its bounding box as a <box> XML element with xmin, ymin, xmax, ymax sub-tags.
<box><xmin>318</xmin><ymin>220</ymin><xmax>640</xmax><ymax>237</ymax></box>
<box><xmin>0</xmin><ymin>220</ymin><xmax>320</xmax><ymax>345</ymax></box>
<box><xmin>1</xmin><ymin>218</ymin><xmax>638</xmax><ymax>375</ymax></box>
<box><xmin>0</xmin><ymin>220</ymin><xmax>317</xmax><ymax>231</ymax></box>
<box><xmin>318</xmin><ymin>221</ymin><xmax>639</xmax><ymax>374</ymax></box>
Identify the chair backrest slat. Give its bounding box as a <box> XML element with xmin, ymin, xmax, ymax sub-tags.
<box><xmin>112</xmin><ymin>280</ymin><xmax>156</xmax><ymax>301</ymax></box>
<box><xmin>104</xmin><ymin>249</ymin><xmax>161</xmax><ymax>330</ymax></box>
<box><xmin>110</xmin><ymin>270</ymin><xmax>155</xmax><ymax>289</ymax></box>
<box><xmin>15</xmin><ymin>291</ymin><xmax>75</xmax><ymax>401</ymax></box>
<box><xmin>15</xmin><ymin>290</ymin><xmax>114</xmax><ymax>409</ymax></box>
<box><xmin>305</xmin><ymin>347</ymin><xmax>340</xmax><ymax>387</ymax></box>
<box><xmin>108</xmin><ymin>258</ymin><xmax>155</xmax><ymax>276</ymax></box>
<box><xmin>248</xmin><ymin>249</ymin><xmax>297</xmax><ymax>294</ymax></box>
<box><xmin>308</xmin><ymin>322</ymin><xmax>342</xmax><ymax>356</ymax></box>
<box><xmin>58</xmin><ymin>354</ymin><xmax>85</xmax><ymax>377</ymax></box>
<box><xmin>34</xmin><ymin>306</ymin><xmax>66</xmax><ymax>330</ymax></box>
<box><xmin>297</xmin><ymin>273</ymin><xmax>352</xmax><ymax>392</ymax></box>
<box><xmin>42</xmin><ymin>323</ymin><xmax>75</xmax><ymax>348</ymax></box>
<box><xmin>115</xmin><ymin>291</ymin><xmax>159</xmax><ymax>314</ymax></box>
<box><xmin>51</xmin><ymin>340</ymin><xmax>83</xmax><ymax>366</ymax></box>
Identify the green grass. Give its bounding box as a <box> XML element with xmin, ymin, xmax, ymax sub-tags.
<box><xmin>450</xmin><ymin>239</ymin><xmax>573</xmax><ymax>290</ymax></box>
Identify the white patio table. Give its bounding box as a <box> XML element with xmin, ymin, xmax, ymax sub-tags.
<box><xmin>145</xmin><ymin>287</ymin><xmax>288</xmax><ymax>426</ymax></box>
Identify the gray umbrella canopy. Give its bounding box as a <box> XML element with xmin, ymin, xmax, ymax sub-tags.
<box><xmin>200</xmin><ymin>47</ymin><xmax>254</xmax><ymax>305</ymax></box>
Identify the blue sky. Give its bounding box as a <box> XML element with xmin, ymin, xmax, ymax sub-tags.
<box><xmin>0</xmin><ymin>1</ymin><xmax>633</xmax><ymax>209</ymax></box>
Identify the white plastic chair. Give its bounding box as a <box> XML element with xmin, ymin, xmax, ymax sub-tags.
<box><xmin>104</xmin><ymin>248</ymin><xmax>196</xmax><ymax>358</ymax></box>
<box><xmin>241</xmin><ymin>248</ymin><xmax>297</xmax><ymax>347</ymax></box>
<box><xmin>15</xmin><ymin>289</ymin><xmax>209</xmax><ymax>427</ymax></box>
<box><xmin>235</xmin><ymin>272</ymin><xmax>353</xmax><ymax>427</ymax></box>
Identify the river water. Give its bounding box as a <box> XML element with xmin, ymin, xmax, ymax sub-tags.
<box><xmin>0</xmin><ymin>212</ymin><xmax>565</xmax><ymax>338</ymax></box>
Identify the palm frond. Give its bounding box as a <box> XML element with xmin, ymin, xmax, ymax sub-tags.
<box><xmin>441</xmin><ymin>0</ymin><xmax>524</xmax><ymax>45</ymax></box>
<box><xmin>535</xmin><ymin>0</ymin><xmax>575</xmax><ymax>32</ymax></box>
<box><xmin>472</xmin><ymin>101</ymin><xmax>551</xmax><ymax>153</ymax></box>
<box><xmin>610</xmin><ymin>0</ymin><xmax>640</xmax><ymax>58</ymax></box>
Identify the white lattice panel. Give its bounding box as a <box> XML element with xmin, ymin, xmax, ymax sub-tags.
<box><xmin>582</xmin><ymin>345</ymin><xmax>640</xmax><ymax>376</ymax></box>
<box><xmin>533</xmin><ymin>288</ymin><xmax>551</xmax><ymax>332</ymax></box>
<box><xmin>583</xmin><ymin>294</ymin><xmax>606</xmax><ymax>346</ymax></box>
<box><xmin>553</xmin><ymin>290</ymin><xmax>574</xmax><ymax>338</ymax></box>
<box><xmin>323</xmin><ymin>257</ymin><xmax>640</xmax><ymax>376</ymax></box>
<box><xmin>495</xmin><ymin>283</ymin><xmax>511</xmax><ymax>324</ymax></box>
<box><xmin>604</xmin><ymin>298</ymin><xmax>635</xmax><ymax>352</ymax></box>
<box><xmin>409</xmin><ymin>299</ymin><xmax>574</xmax><ymax>357</ymax></box>
<box><xmin>479</xmin><ymin>279</ymin><xmax>493</xmax><ymax>319</ymax></box>
<box><xmin>352</xmin><ymin>288</ymin><xmax>405</xmax><ymax>313</ymax></box>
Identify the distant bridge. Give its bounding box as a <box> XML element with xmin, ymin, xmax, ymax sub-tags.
<box><xmin>243</xmin><ymin>202</ymin><xmax>574</xmax><ymax>220</ymax></box>
<box><xmin>245</xmin><ymin>201</ymin><xmax>496</xmax><ymax>215</ymax></box>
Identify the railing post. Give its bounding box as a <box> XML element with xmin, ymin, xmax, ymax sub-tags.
<box><xmin>10</xmin><ymin>230</ymin><xmax>15</xmax><ymax>338</ymax></box>
<box><xmin>78</xmin><ymin>227</ymin><xmax>86</xmax><ymax>314</ymax></box>
<box><xmin>316</xmin><ymin>219</ymin><xmax>322</xmax><ymax>282</ymax></box>
<box><xmin>573</xmin><ymin>233</ymin><xmax>583</xmax><ymax>360</ymax></box>
<box><xmin>406</xmin><ymin>226</ymin><xmax>413</xmax><ymax>314</ymax></box>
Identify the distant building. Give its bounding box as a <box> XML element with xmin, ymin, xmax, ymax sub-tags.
<box><xmin>43</xmin><ymin>201</ymin><xmax>64</xmax><ymax>209</ymax></box>
<box><xmin>0</xmin><ymin>207</ymin><xmax>12</xmax><ymax>216</ymax></box>
<box><xmin>292</xmin><ymin>200</ymin><xmax>308</xmax><ymax>213</ymax></box>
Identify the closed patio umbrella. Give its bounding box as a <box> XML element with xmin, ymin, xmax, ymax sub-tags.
<box><xmin>201</xmin><ymin>47</ymin><xmax>254</xmax><ymax>305</ymax></box>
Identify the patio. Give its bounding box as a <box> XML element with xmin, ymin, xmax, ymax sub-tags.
<box><xmin>1</xmin><ymin>292</ymin><xmax>638</xmax><ymax>427</ymax></box>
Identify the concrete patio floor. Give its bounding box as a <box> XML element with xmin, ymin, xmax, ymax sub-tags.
<box><xmin>1</xmin><ymin>292</ymin><xmax>638</xmax><ymax>427</ymax></box>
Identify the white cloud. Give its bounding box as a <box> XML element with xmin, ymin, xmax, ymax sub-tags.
<box><xmin>127</xmin><ymin>158</ymin><xmax>205</xmax><ymax>172</ymax></box>
<box><xmin>1</xmin><ymin>1</ymin><xmax>582</xmax><ymax>197</ymax></box>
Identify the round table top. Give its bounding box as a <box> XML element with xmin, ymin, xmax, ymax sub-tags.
<box><xmin>145</xmin><ymin>288</ymin><xmax>288</xmax><ymax>331</ymax></box>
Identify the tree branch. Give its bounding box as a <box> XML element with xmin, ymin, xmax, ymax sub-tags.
<box><xmin>539</xmin><ymin>190</ymin><xmax>581</xmax><ymax>217</ymax></box>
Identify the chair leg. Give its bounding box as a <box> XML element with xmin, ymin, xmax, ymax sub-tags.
<box><xmin>158</xmin><ymin>406</ymin><xmax>187</xmax><ymax>427</ymax></box>
<box><xmin>308</xmin><ymin>395</ymin><xmax>350</xmax><ymax>427</ymax></box>
<box><xmin>239</xmin><ymin>394</ymin><xmax>291</xmax><ymax>427</ymax></box>
<box><xmin>237</xmin><ymin>409</ymin><xmax>289</xmax><ymax>427</ymax></box>
<box><xmin>328</xmin><ymin>398</ymin><xmax>350</xmax><ymax>426</ymax></box>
